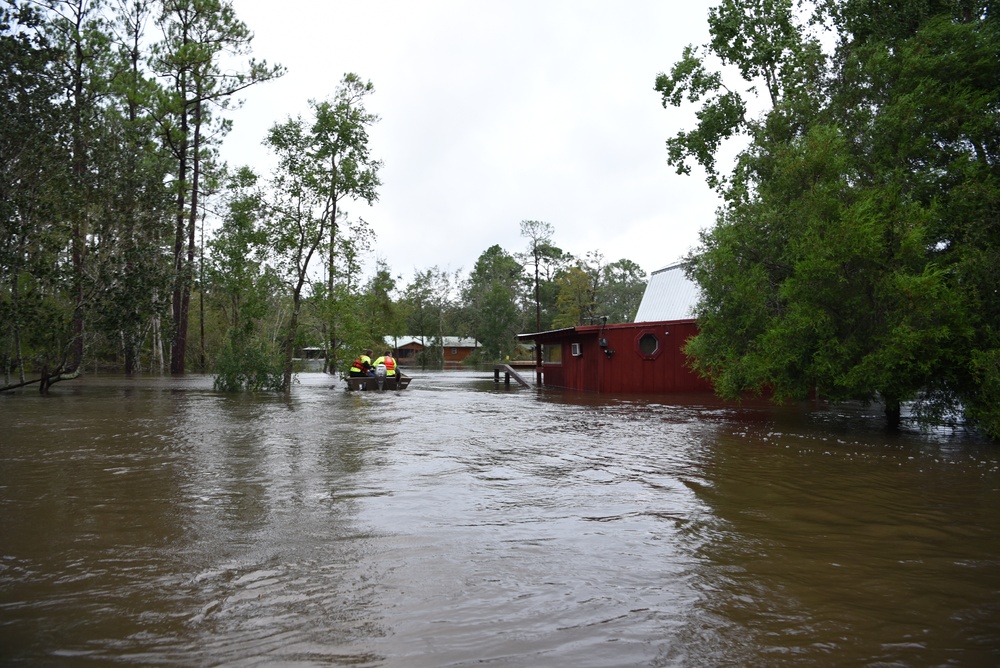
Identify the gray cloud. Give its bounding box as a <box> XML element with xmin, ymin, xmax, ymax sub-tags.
<box><xmin>222</xmin><ymin>0</ymin><xmax>723</xmax><ymax>282</ymax></box>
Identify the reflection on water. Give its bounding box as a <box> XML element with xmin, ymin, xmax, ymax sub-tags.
<box><xmin>1</xmin><ymin>370</ymin><xmax>998</xmax><ymax>666</ymax></box>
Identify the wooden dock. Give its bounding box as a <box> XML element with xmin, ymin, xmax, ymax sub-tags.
<box><xmin>494</xmin><ymin>364</ymin><xmax>531</xmax><ymax>387</ymax></box>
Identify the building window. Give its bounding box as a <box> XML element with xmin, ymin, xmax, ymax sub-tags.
<box><xmin>543</xmin><ymin>344</ymin><xmax>562</xmax><ymax>364</ymax></box>
<box><xmin>639</xmin><ymin>333</ymin><xmax>658</xmax><ymax>356</ymax></box>
<box><xmin>451</xmin><ymin>347</ymin><xmax>457</xmax><ymax>354</ymax></box>
<box><xmin>635</xmin><ymin>329</ymin><xmax>665</xmax><ymax>360</ymax></box>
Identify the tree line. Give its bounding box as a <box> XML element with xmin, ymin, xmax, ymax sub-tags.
<box><xmin>659</xmin><ymin>0</ymin><xmax>999</xmax><ymax>438</ymax></box>
<box><xmin>0</xmin><ymin>0</ymin><xmax>647</xmax><ymax>394</ymax></box>
<box><xmin>2</xmin><ymin>0</ymin><xmax>281</xmax><ymax>390</ymax></box>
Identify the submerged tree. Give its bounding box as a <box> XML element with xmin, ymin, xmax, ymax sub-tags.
<box><xmin>657</xmin><ymin>0</ymin><xmax>1000</xmax><ymax>435</ymax></box>
<box><xmin>0</xmin><ymin>1</ymin><xmax>72</xmax><ymax>390</ymax></box>
<box><xmin>206</xmin><ymin>167</ymin><xmax>283</xmax><ymax>391</ymax></box>
<box><xmin>312</xmin><ymin>74</ymin><xmax>383</xmax><ymax>369</ymax></box>
<box><xmin>402</xmin><ymin>267</ymin><xmax>459</xmax><ymax>367</ymax></box>
<box><xmin>151</xmin><ymin>0</ymin><xmax>283</xmax><ymax>374</ymax></box>
<box><xmin>1</xmin><ymin>0</ymin><xmax>284</xmax><ymax>390</ymax></box>
<box><xmin>260</xmin><ymin>84</ymin><xmax>381</xmax><ymax>391</ymax></box>
<box><xmin>462</xmin><ymin>245</ymin><xmax>525</xmax><ymax>360</ymax></box>
<box><xmin>318</xmin><ymin>213</ymin><xmax>376</xmax><ymax>375</ymax></box>
<box><xmin>518</xmin><ymin>220</ymin><xmax>555</xmax><ymax>333</ymax></box>
<box><xmin>262</xmin><ymin>111</ymin><xmax>331</xmax><ymax>391</ymax></box>
<box><xmin>97</xmin><ymin>0</ymin><xmax>175</xmax><ymax>375</ymax></box>
<box><xmin>1</xmin><ymin>0</ymin><xmax>173</xmax><ymax>390</ymax></box>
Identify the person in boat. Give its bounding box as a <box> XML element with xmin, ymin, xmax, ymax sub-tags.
<box><xmin>372</xmin><ymin>350</ymin><xmax>397</xmax><ymax>377</ymax></box>
<box><xmin>349</xmin><ymin>349</ymin><xmax>375</xmax><ymax>377</ymax></box>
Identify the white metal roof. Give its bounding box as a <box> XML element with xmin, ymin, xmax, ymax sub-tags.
<box><xmin>383</xmin><ymin>335</ymin><xmax>479</xmax><ymax>348</ymax></box>
<box><xmin>633</xmin><ymin>262</ymin><xmax>701</xmax><ymax>322</ymax></box>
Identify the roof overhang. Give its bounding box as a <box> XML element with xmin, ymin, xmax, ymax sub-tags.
<box><xmin>517</xmin><ymin>327</ymin><xmax>577</xmax><ymax>342</ymax></box>
<box><xmin>518</xmin><ymin>319</ymin><xmax>696</xmax><ymax>344</ymax></box>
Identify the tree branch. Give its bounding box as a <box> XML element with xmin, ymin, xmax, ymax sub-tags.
<box><xmin>0</xmin><ymin>368</ymin><xmax>82</xmax><ymax>394</ymax></box>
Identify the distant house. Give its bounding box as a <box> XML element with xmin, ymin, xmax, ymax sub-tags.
<box><xmin>295</xmin><ymin>346</ymin><xmax>326</xmax><ymax>360</ymax></box>
<box><xmin>517</xmin><ymin>262</ymin><xmax>711</xmax><ymax>394</ymax></box>
<box><xmin>383</xmin><ymin>335</ymin><xmax>480</xmax><ymax>366</ymax></box>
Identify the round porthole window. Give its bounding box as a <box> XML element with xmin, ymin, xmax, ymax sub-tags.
<box><xmin>639</xmin><ymin>333</ymin><xmax>658</xmax><ymax>356</ymax></box>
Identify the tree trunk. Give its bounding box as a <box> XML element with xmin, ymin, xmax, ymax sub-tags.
<box><xmin>123</xmin><ymin>331</ymin><xmax>138</xmax><ymax>375</ymax></box>
<box><xmin>884</xmin><ymin>396</ymin><xmax>902</xmax><ymax>431</ymax></box>
<box><xmin>534</xmin><ymin>254</ymin><xmax>542</xmax><ymax>383</ymax></box>
<box><xmin>170</xmin><ymin>19</ymin><xmax>192</xmax><ymax>375</ymax></box>
<box><xmin>152</xmin><ymin>312</ymin><xmax>164</xmax><ymax>373</ymax></box>
<box><xmin>170</xmin><ymin>120</ymin><xmax>189</xmax><ymax>374</ymax></box>
<box><xmin>324</xmin><ymin>188</ymin><xmax>338</xmax><ymax>374</ymax></box>
<box><xmin>189</xmin><ymin>97</ymin><xmax>204</xmax><ymax>373</ymax></box>
<box><xmin>282</xmin><ymin>293</ymin><xmax>302</xmax><ymax>392</ymax></box>
<box><xmin>69</xmin><ymin>12</ymin><xmax>87</xmax><ymax>374</ymax></box>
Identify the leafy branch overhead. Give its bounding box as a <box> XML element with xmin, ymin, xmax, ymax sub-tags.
<box><xmin>655</xmin><ymin>45</ymin><xmax>747</xmax><ymax>188</ymax></box>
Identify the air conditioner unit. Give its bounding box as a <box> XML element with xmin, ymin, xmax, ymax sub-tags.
<box><xmin>570</xmin><ymin>342</ymin><xmax>582</xmax><ymax>357</ymax></box>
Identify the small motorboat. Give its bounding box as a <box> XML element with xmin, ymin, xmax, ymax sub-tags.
<box><xmin>345</xmin><ymin>370</ymin><xmax>411</xmax><ymax>392</ymax></box>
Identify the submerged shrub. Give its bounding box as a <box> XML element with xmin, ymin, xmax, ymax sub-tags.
<box><xmin>213</xmin><ymin>335</ymin><xmax>284</xmax><ymax>392</ymax></box>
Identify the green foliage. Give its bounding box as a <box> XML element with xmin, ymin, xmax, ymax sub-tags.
<box><xmin>655</xmin><ymin>45</ymin><xmax>747</xmax><ymax>189</ymax></box>
<box><xmin>665</xmin><ymin>0</ymin><xmax>1000</xmax><ymax>436</ymax></box>
<box><xmin>551</xmin><ymin>251</ymin><xmax>646</xmax><ymax>327</ymax></box>
<box><xmin>518</xmin><ymin>220</ymin><xmax>562</xmax><ymax>332</ymax></box>
<box><xmin>462</xmin><ymin>245</ymin><xmax>525</xmax><ymax>360</ymax></box>
<box><xmin>359</xmin><ymin>260</ymin><xmax>401</xmax><ymax>344</ymax></box>
<box><xmin>599</xmin><ymin>258</ymin><xmax>647</xmax><ymax>323</ymax></box>
<box><xmin>398</xmin><ymin>267</ymin><xmax>458</xmax><ymax>368</ymax></box>
<box><xmin>1</xmin><ymin>0</ymin><xmax>123</xmax><ymax>381</ymax></box>
<box><xmin>964</xmin><ymin>349</ymin><xmax>1000</xmax><ymax>437</ymax></box>
<box><xmin>212</xmin><ymin>331</ymin><xmax>284</xmax><ymax>392</ymax></box>
<box><xmin>317</xmin><ymin>214</ymin><xmax>376</xmax><ymax>375</ymax></box>
<box><xmin>151</xmin><ymin>0</ymin><xmax>284</xmax><ymax>373</ymax></box>
<box><xmin>205</xmin><ymin>166</ymin><xmax>288</xmax><ymax>389</ymax></box>
<box><xmin>310</xmin><ymin>73</ymin><xmax>383</xmax><ymax>209</ymax></box>
<box><xmin>260</xmin><ymin>76</ymin><xmax>382</xmax><ymax>388</ymax></box>
<box><xmin>1</xmin><ymin>5</ymin><xmax>62</xmax><ymax>373</ymax></box>
<box><xmin>553</xmin><ymin>266</ymin><xmax>596</xmax><ymax>328</ymax></box>
<box><xmin>310</xmin><ymin>74</ymin><xmax>383</xmax><ymax>373</ymax></box>
<box><xmin>208</xmin><ymin>167</ymin><xmax>268</xmax><ymax>328</ymax></box>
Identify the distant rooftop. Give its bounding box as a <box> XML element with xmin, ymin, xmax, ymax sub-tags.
<box><xmin>384</xmin><ymin>335</ymin><xmax>479</xmax><ymax>348</ymax></box>
<box><xmin>633</xmin><ymin>262</ymin><xmax>701</xmax><ymax>322</ymax></box>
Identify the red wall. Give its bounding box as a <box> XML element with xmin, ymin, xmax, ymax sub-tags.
<box><xmin>443</xmin><ymin>346</ymin><xmax>476</xmax><ymax>363</ymax></box>
<box><xmin>538</xmin><ymin>321</ymin><xmax>711</xmax><ymax>394</ymax></box>
<box><xmin>393</xmin><ymin>343</ymin><xmax>477</xmax><ymax>366</ymax></box>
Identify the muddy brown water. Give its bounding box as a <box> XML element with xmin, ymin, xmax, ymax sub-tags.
<box><xmin>1</xmin><ymin>370</ymin><xmax>998</xmax><ymax>666</ymax></box>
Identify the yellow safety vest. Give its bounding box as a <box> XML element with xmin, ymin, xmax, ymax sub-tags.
<box><xmin>374</xmin><ymin>356</ymin><xmax>396</xmax><ymax>375</ymax></box>
<box><xmin>350</xmin><ymin>355</ymin><xmax>372</xmax><ymax>373</ymax></box>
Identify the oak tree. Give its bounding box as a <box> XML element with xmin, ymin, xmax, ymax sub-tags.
<box><xmin>658</xmin><ymin>0</ymin><xmax>1000</xmax><ymax>434</ymax></box>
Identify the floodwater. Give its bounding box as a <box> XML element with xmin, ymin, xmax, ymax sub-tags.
<box><xmin>1</xmin><ymin>371</ymin><xmax>998</xmax><ymax>667</ymax></box>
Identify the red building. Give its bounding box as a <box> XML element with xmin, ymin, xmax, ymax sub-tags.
<box><xmin>384</xmin><ymin>336</ymin><xmax>480</xmax><ymax>367</ymax></box>
<box><xmin>518</xmin><ymin>263</ymin><xmax>711</xmax><ymax>394</ymax></box>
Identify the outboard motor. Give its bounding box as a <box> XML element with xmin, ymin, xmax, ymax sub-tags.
<box><xmin>375</xmin><ymin>363</ymin><xmax>387</xmax><ymax>390</ymax></box>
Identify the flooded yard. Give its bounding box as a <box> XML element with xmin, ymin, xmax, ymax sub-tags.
<box><xmin>2</xmin><ymin>370</ymin><xmax>998</xmax><ymax>666</ymax></box>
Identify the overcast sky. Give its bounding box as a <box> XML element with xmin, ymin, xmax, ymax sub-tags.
<box><xmin>219</xmin><ymin>0</ymin><xmax>725</xmax><ymax>285</ymax></box>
